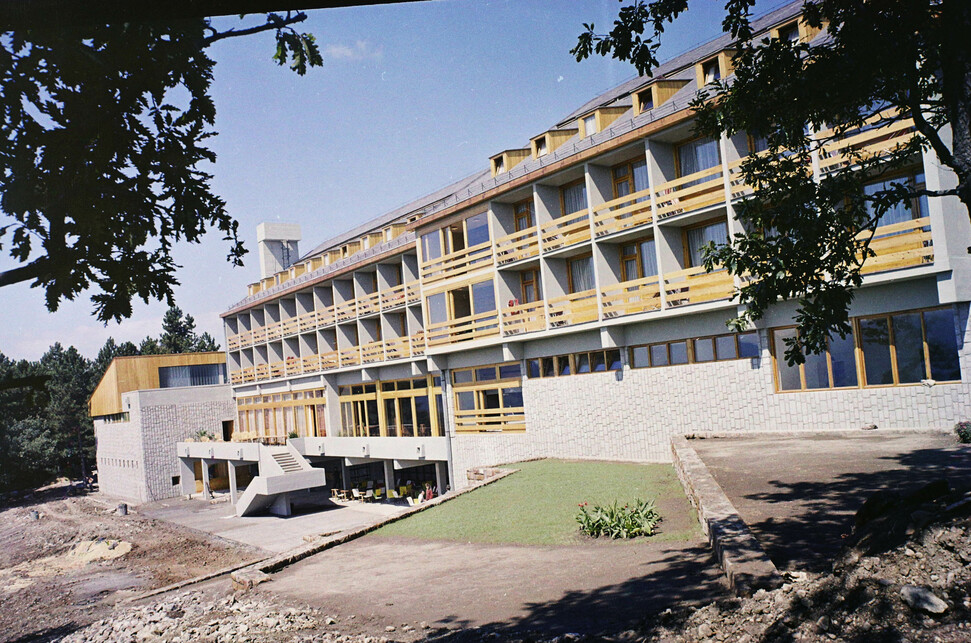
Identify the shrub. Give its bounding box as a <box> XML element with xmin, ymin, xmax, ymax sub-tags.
<box><xmin>288</xmin><ymin>431</ymin><xmax>299</xmax><ymax>439</ymax></box>
<box><xmin>576</xmin><ymin>498</ymin><xmax>661</xmax><ymax>539</ymax></box>
<box><xmin>193</xmin><ymin>429</ymin><xmax>214</xmax><ymax>442</ymax></box>
<box><xmin>956</xmin><ymin>421</ymin><xmax>971</xmax><ymax>444</ymax></box>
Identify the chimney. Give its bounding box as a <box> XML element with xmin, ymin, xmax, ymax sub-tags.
<box><xmin>256</xmin><ymin>222</ymin><xmax>302</xmax><ymax>279</ymax></box>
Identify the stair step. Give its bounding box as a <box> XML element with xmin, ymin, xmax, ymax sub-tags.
<box><xmin>271</xmin><ymin>451</ymin><xmax>305</xmax><ymax>473</ymax></box>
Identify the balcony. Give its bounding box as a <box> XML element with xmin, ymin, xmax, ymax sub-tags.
<box><xmin>454</xmin><ymin>407</ymin><xmax>526</xmax><ymax>433</ymax></box>
<box><xmin>379</xmin><ymin>282</ymin><xmax>420</xmax><ymax>309</ymax></box>
<box><xmin>361</xmin><ymin>339</ymin><xmax>385</xmax><ymax>364</ymax></box>
<box><xmin>654</xmin><ymin>165</ymin><xmax>726</xmax><ymax>220</ymax></box>
<box><xmin>334</xmin><ymin>299</ymin><xmax>357</xmax><ymax>323</ymax></box>
<box><xmin>421</xmin><ymin>241</ymin><xmax>493</xmax><ymax>285</ymax></box>
<box><xmin>357</xmin><ymin>290</ymin><xmax>382</xmax><ymax>316</ymax></box>
<box><xmin>817</xmin><ymin>115</ymin><xmax>915</xmax><ymax>175</ymax></box>
<box><xmin>601</xmin><ymin>275</ymin><xmax>662</xmax><ymax>318</ymax></box>
<box><xmin>495</xmin><ymin>226</ymin><xmax>540</xmax><ymax>265</ymax></box>
<box><xmin>501</xmin><ymin>300</ymin><xmax>546</xmax><ymax>336</ymax></box>
<box><xmin>859</xmin><ymin>217</ymin><xmax>933</xmax><ymax>275</ymax></box>
<box><xmin>339</xmin><ymin>346</ymin><xmax>361</xmax><ymax>367</ymax></box>
<box><xmin>663</xmin><ymin>267</ymin><xmax>735</xmax><ymax>307</ymax></box>
<box><xmin>592</xmin><ymin>186</ymin><xmax>653</xmax><ymax>237</ymax></box>
<box><xmin>548</xmin><ymin>289</ymin><xmax>598</xmax><ymax>328</ymax></box>
<box><xmin>541</xmin><ymin>210</ymin><xmax>592</xmax><ymax>253</ymax></box>
<box><xmin>426</xmin><ymin>310</ymin><xmax>500</xmax><ymax>347</ymax></box>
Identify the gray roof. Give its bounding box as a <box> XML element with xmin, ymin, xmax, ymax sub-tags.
<box><xmin>292</xmin><ymin>0</ymin><xmax>806</xmax><ymax>261</ymax></box>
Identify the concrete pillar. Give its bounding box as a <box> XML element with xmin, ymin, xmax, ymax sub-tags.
<box><xmin>227</xmin><ymin>461</ymin><xmax>239</xmax><ymax>505</ymax></box>
<box><xmin>435</xmin><ymin>461</ymin><xmax>449</xmax><ymax>494</ymax></box>
<box><xmin>341</xmin><ymin>460</ymin><xmax>351</xmax><ymax>489</ymax></box>
<box><xmin>383</xmin><ymin>460</ymin><xmax>395</xmax><ymax>497</ymax></box>
<box><xmin>178</xmin><ymin>457</ymin><xmax>196</xmax><ymax>496</ymax></box>
<box><xmin>201</xmin><ymin>459</ymin><xmax>213</xmax><ymax>500</ymax></box>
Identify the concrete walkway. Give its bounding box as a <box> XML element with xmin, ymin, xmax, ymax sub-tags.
<box><xmin>691</xmin><ymin>431</ymin><xmax>971</xmax><ymax>572</ymax></box>
<box><xmin>141</xmin><ymin>497</ymin><xmax>407</xmax><ymax>554</ymax></box>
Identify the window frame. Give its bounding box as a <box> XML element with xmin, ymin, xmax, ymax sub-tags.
<box><xmin>673</xmin><ymin>135</ymin><xmax>722</xmax><ymax>180</ymax></box>
<box><xmin>682</xmin><ymin>216</ymin><xmax>730</xmax><ymax>269</ymax></box>
<box><xmin>514</xmin><ymin>199</ymin><xmax>535</xmax><ymax>232</ymax></box>
<box><xmin>559</xmin><ymin>178</ymin><xmax>588</xmax><ymax>217</ymax></box>
<box><xmin>567</xmin><ymin>252</ymin><xmax>595</xmax><ymax>294</ymax></box>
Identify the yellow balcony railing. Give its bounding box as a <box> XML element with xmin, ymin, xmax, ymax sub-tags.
<box><xmin>254</xmin><ymin>363</ymin><xmax>270</xmax><ymax>380</ymax></box>
<box><xmin>817</xmin><ymin>115</ymin><xmax>915</xmax><ymax>174</ymax></box>
<box><xmin>859</xmin><ymin>217</ymin><xmax>933</xmax><ymax>275</ymax></box>
<box><xmin>426</xmin><ymin>310</ymin><xmax>500</xmax><ymax>347</ymax></box>
<box><xmin>334</xmin><ymin>299</ymin><xmax>357</xmax><ymax>323</ymax></box>
<box><xmin>265</xmin><ymin>321</ymin><xmax>283</xmax><ymax>342</ymax></box>
<box><xmin>421</xmin><ymin>240</ymin><xmax>493</xmax><ymax>284</ymax></box>
<box><xmin>454</xmin><ymin>407</ymin><xmax>526</xmax><ymax>433</ymax></box>
<box><xmin>361</xmin><ymin>340</ymin><xmax>385</xmax><ymax>364</ymax></box>
<box><xmin>357</xmin><ymin>290</ymin><xmax>382</xmax><ymax>316</ymax></box>
<box><xmin>501</xmin><ymin>300</ymin><xmax>546</xmax><ymax>336</ymax></box>
<box><xmin>298</xmin><ymin>354</ymin><xmax>320</xmax><ymax>374</ymax></box>
<box><xmin>384</xmin><ymin>336</ymin><xmax>410</xmax><ymax>361</ymax></box>
<box><xmin>317</xmin><ymin>303</ymin><xmax>337</xmax><ymax>327</ymax></box>
<box><xmin>601</xmin><ymin>275</ymin><xmax>662</xmax><ymax>318</ymax></box>
<box><xmin>654</xmin><ymin>164</ymin><xmax>726</xmax><ymax>220</ymax></box>
<box><xmin>663</xmin><ymin>266</ymin><xmax>735</xmax><ymax>307</ymax></box>
<box><xmin>411</xmin><ymin>332</ymin><xmax>427</xmax><ymax>356</ymax></box>
<box><xmin>495</xmin><ymin>226</ymin><xmax>539</xmax><ymax>265</ymax></box>
<box><xmin>592</xmin><ymin>186</ymin><xmax>653</xmax><ymax>237</ymax></box>
<box><xmin>339</xmin><ymin>346</ymin><xmax>361</xmax><ymax>367</ymax></box>
<box><xmin>320</xmin><ymin>350</ymin><xmax>340</xmax><ymax>370</ymax></box>
<box><xmin>541</xmin><ymin>210</ymin><xmax>591</xmax><ymax>253</ymax></box>
<box><xmin>547</xmin><ymin>289</ymin><xmax>599</xmax><ymax>327</ymax></box>
<box><xmin>380</xmin><ymin>283</ymin><xmax>407</xmax><ymax>309</ymax></box>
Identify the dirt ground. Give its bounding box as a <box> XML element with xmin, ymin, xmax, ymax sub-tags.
<box><xmin>0</xmin><ymin>483</ymin><xmax>264</xmax><ymax>643</ymax></box>
<box><xmin>259</xmin><ymin>533</ymin><xmax>728</xmax><ymax>637</ymax></box>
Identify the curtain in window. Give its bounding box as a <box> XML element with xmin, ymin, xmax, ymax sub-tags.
<box><xmin>159</xmin><ymin>364</ymin><xmax>226</xmax><ymax>388</ymax></box>
<box><xmin>686</xmin><ymin>221</ymin><xmax>728</xmax><ymax>267</ymax></box>
<box><xmin>639</xmin><ymin>239</ymin><xmax>658</xmax><ymax>276</ymax></box>
<box><xmin>569</xmin><ymin>256</ymin><xmax>594</xmax><ymax>293</ymax></box>
<box><xmin>632</xmin><ymin>160</ymin><xmax>649</xmax><ymax>193</ymax></box>
<box><xmin>562</xmin><ymin>182</ymin><xmax>588</xmax><ymax>215</ymax></box>
<box><xmin>678</xmin><ymin>137</ymin><xmax>721</xmax><ymax>177</ymax></box>
<box><xmin>865</xmin><ymin>176</ymin><xmax>922</xmax><ymax>228</ymax></box>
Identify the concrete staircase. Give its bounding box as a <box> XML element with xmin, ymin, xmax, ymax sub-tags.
<box><xmin>235</xmin><ymin>444</ymin><xmax>327</xmax><ymax>517</ymax></box>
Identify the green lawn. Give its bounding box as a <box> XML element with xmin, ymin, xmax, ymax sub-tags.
<box><xmin>372</xmin><ymin>459</ymin><xmax>700</xmax><ymax>546</ymax></box>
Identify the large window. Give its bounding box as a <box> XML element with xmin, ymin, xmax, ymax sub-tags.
<box><xmin>685</xmin><ymin>219</ymin><xmax>729</xmax><ymax>268</ymax></box>
<box><xmin>159</xmin><ymin>363</ymin><xmax>226</xmax><ymax>388</ymax></box>
<box><xmin>465</xmin><ymin>212</ymin><xmax>491</xmax><ymax>247</ymax></box>
<box><xmin>864</xmin><ymin>170</ymin><xmax>928</xmax><ymax>229</ymax></box>
<box><xmin>527</xmin><ymin>350</ymin><xmax>622</xmax><ymax>378</ymax></box>
<box><xmin>676</xmin><ymin>136</ymin><xmax>721</xmax><ymax>177</ymax></box>
<box><xmin>630</xmin><ymin>331</ymin><xmax>759</xmax><ymax>369</ymax></box>
<box><xmin>771</xmin><ymin>307</ymin><xmax>961</xmax><ymax>392</ymax></box>
<box><xmin>568</xmin><ymin>254</ymin><xmax>595</xmax><ymax>293</ymax></box>
<box><xmin>339</xmin><ymin>376</ymin><xmax>444</xmax><ymax>438</ymax></box>
<box><xmin>620</xmin><ymin>238</ymin><xmax>658</xmax><ymax>282</ymax></box>
<box><xmin>514</xmin><ymin>200</ymin><xmax>534</xmax><ymax>231</ymax></box>
<box><xmin>452</xmin><ymin>362</ymin><xmax>524</xmax><ymax>433</ymax></box>
<box><xmin>236</xmin><ymin>388</ymin><xmax>327</xmax><ymax>443</ymax></box>
<box><xmin>612</xmin><ymin>159</ymin><xmax>649</xmax><ymax>199</ymax></box>
<box><xmin>420</xmin><ymin>229</ymin><xmax>442</xmax><ymax>262</ymax></box>
<box><xmin>561</xmin><ymin>180</ymin><xmax>588</xmax><ymax>216</ymax></box>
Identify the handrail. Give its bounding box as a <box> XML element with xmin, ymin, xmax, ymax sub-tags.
<box><xmin>339</xmin><ymin>346</ymin><xmax>361</xmax><ymax>367</ymax></box>
<box><xmin>501</xmin><ymin>300</ymin><xmax>546</xmax><ymax>336</ymax></box>
<box><xmin>663</xmin><ymin>266</ymin><xmax>735</xmax><ymax>307</ymax></box>
<box><xmin>547</xmin><ymin>289</ymin><xmax>598</xmax><ymax>327</ymax></box>
<box><xmin>601</xmin><ymin>275</ymin><xmax>662</xmax><ymax>318</ymax></box>
<box><xmin>858</xmin><ymin>216</ymin><xmax>933</xmax><ymax>275</ymax></box>
<box><xmin>421</xmin><ymin>240</ymin><xmax>494</xmax><ymax>284</ymax></box>
<box><xmin>334</xmin><ymin>299</ymin><xmax>357</xmax><ymax>323</ymax></box>
<box><xmin>653</xmin><ymin>163</ymin><xmax>725</xmax><ymax>220</ymax></box>
<box><xmin>592</xmin><ymin>186</ymin><xmax>653</xmax><ymax>237</ymax></box>
<box><xmin>357</xmin><ymin>290</ymin><xmax>382</xmax><ymax>316</ymax></box>
<box><xmin>454</xmin><ymin>407</ymin><xmax>526</xmax><ymax>432</ymax></box>
<box><xmin>495</xmin><ymin>226</ymin><xmax>540</xmax><ymax>265</ymax></box>
<box><xmin>426</xmin><ymin>309</ymin><xmax>500</xmax><ymax>346</ymax></box>
<box><xmin>361</xmin><ymin>339</ymin><xmax>385</xmax><ymax>364</ymax></box>
<box><xmin>540</xmin><ymin>210</ymin><xmax>592</xmax><ymax>253</ymax></box>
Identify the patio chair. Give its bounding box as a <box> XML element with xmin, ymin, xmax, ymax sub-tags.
<box><xmin>364</xmin><ymin>489</ymin><xmax>374</xmax><ymax>502</ymax></box>
<box><xmin>374</xmin><ymin>488</ymin><xmax>384</xmax><ymax>500</ymax></box>
<box><xmin>388</xmin><ymin>489</ymin><xmax>401</xmax><ymax>500</ymax></box>
<box><xmin>351</xmin><ymin>488</ymin><xmax>362</xmax><ymax>501</ymax></box>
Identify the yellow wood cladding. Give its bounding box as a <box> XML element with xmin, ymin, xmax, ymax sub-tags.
<box><xmin>491</xmin><ymin>149</ymin><xmax>531</xmax><ymax>177</ymax></box>
<box><xmin>593</xmin><ymin>186</ymin><xmax>654</xmax><ymax>236</ymax></box>
<box><xmin>548</xmin><ymin>289</ymin><xmax>599</xmax><ymax>327</ymax></box>
<box><xmin>858</xmin><ymin>217</ymin><xmax>934</xmax><ymax>275</ymax></box>
<box><xmin>90</xmin><ymin>352</ymin><xmax>226</xmax><ymax>417</ymax></box>
<box><xmin>580</xmin><ymin>106</ymin><xmax>629</xmax><ymax>138</ymax></box>
<box><xmin>633</xmin><ymin>80</ymin><xmax>689</xmax><ymax>115</ymax></box>
<box><xmin>663</xmin><ymin>267</ymin><xmax>735</xmax><ymax>307</ymax></box>
<box><xmin>531</xmin><ymin>129</ymin><xmax>578</xmax><ymax>159</ymax></box>
<box><xmin>426</xmin><ymin>310</ymin><xmax>500</xmax><ymax>347</ymax></box>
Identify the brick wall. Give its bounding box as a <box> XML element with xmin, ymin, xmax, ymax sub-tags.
<box><xmin>450</xmin><ymin>304</ymin><xmax>971</xmax><ymax>487</ymax></box>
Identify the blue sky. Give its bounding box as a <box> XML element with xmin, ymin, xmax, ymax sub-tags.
<box><xmin>0</xmin><ymin>0</ymin><xmax>788</xmax><ymax>360</ymax></box>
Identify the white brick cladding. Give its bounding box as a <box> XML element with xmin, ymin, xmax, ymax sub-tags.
<box><xmin>94</xmin><ymin>384</ymin><xmax>235</xmax><ymax>504</ymax></box>
<box><xmin>450</xmin><ymin>303</ymin><xmax>971</xmax><ymax>488</ymax></box>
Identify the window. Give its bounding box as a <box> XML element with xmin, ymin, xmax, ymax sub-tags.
<box><xmin>612</xmin><ymin>159</ymin><xmax>649</xmax><ymax>200</ymax></box>
<box><xmin>236</xmin><ymin>387</ymin><xmax>328</xmax><ymax>442</ymax></box>
<box><xmin>568</xmin><ymin>254</ymin><xmax>595</xmax><ymax>293</ymax></box>
<box><xmin>452</xmin><ymin>362</ymin><xmax>524</xmax><ymax>433</ymax></box>
<box><xmin>526</xmin><ymin>350</ymin><xmax>621</xmax><ymax>378</ymax></box>
<box><xmin>702</xmin><ymin>59</ymin><xmax>720</xmax><ymax>84</ymax></box>
<box><xmin>778</xmin><ymin>21</ymin><xmax>799</xmax><ymax>43</ymax></box>
<box><xmin>426</xmin><ymin>292</ymin><xmax>447</xmax><ymax>325</ymax></box>
<box><xmin>421</xmin><ymin>229</ymin><xmax>442</xmax><ymax>262</ymax></box>
<box><xmin>636</xmin><ymin>88</ymin><xmax>653</xmax><ymax>113</ymax></box>
<box><xmin>620</xmin><ymin>238</ymin><xmax>658</xmax><ymax>282</ymax></box>
<box><xmin>535</xmin><ymin>137</ymin><xmax>548</xmax><ymax>156</ymax></box>
<box><xmin>465</xmin><ymin>212</ymin><xmax>491</xmax><ymax>247</ymax></box>
<box><xmin>100</xmin><ymin>412</ymin><xmax>131</xmax><ymax>424</ymax></box>
<box><xmin>676</xmin><ymin>137</ymin><xmax>721</xmax><ymax>178</ymax></box>
<box><xmin>582</xmin><ymin>114</ymin><xmax>597</xmax><ymax>137</ymax></box>
<box><xmin>858</xmin><ymin>308</ymin><xmax>961</xmax><ymax>386</ymax></box>
<box><xmin>158</xmin><ymin>364</ymin><xmax>226</xmax><ymax>388</ymax></box>
<box><xmin>561</xmin><ymin>180</ymin><xmax>588</xmax><ymax>216</ymax></box>
<box><xmin>339</xmin><ymin>376</ymin><xmax>442</xmax><ymax>438</ymax></box>
<box><xmin>864</xmin><ymin>171</ymin><xmax>928</xmax><ymax>229</ymax></box>
<box><xmin>514</xmin><ymin>200</ymin><xmax>534</xmax><ymax>231</ymax></box>
<box><xmin>494</xmin><ymin>157</ymin><xmax>506</xmax><ymax>174</ymax></box>
<box><xmin>685</xmin><ymin>220</ymin><xmax>729</xmax><ymax>268</ymax></box>
<box><xmin>630</xmin><ymin>331</ymin><xmax>759</xmax><ymax>369</ymax></box>
<box><xmin>471</xmin><ymin>280</ymin><xmax>497</xmax><ymax>314</ymax></box>
<box><xmin>520</xmin><ymin>269</ymin><xmax>541</xmax><ymax>303</ymax></box>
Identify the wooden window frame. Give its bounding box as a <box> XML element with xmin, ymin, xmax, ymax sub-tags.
<box><xmin>567</xmin><ymin>252</ymin><xmax>594</xmax><ymax>294</ymax></box>
<box><xmin>559</xmin><ymin>178</ymin><xmax>588</xmax><ymax>217</ymax></box>
<box><xmin>854</xmin><ymin>307</ymin><xmax>959</xmax><ymax>388</ymax></box>
<box><xmin>770</xmin><ymin>325</ymin><xmax>859</xmax><ymax>393</ymax></box>
<box><xmin>673</xmin><ymin>135</ymin><xmax>722</xmax><ymax>180</ymax></box>
<box><xmin>610</xmin><ymin>158</ymin><xmax>648</xmax><ymax>200</ymax></box>
<box><xmin>628</xmin><ymin>331</ymin><xmax>759</xmax><ymax>370</ymax></box>
<box><xmin>681</xmin><ymin>216</ymin><xmax>729</xmax><ymax>268</ymax></box>
<box><xmin>520</xmin><ymin>269</ymin><xmax>540</xmax><ymax>304</ymax></box>
<box><xmin>514</xmin><ymin>199</ymin><xmax>535</xmax><ymax>232</ymax></box>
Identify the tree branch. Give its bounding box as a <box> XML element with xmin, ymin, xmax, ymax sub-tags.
<box><xmin>0</xmin><ymin>258</ymin><xmax>49</xmax><ymax>288</ymax></box>
<box><xmin>203</xmin><ymin>12</ymin><xmax>305</xmax><ymax>46</ymax></box>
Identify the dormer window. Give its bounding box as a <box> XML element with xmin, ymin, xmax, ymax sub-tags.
<box><xmin>495</xmin><ymin>157</ymin><xmax>506</xmax><ymax>174</ymax></box>
<box><xmin>582</xmin><ymin>114</ymin><xmax>597</xmax><ymax>137</ymax></box>
<box><xmin>636</xmin><ymin>89</ymin><xmax>654</xmax><ymax>113</ymax></box>
<box><xmin>778</xmin><ymin>21</ymin><xmax>799</xmax><ymax>43</ymax></box>
<box><xmin>702</xmin><ymin>59</ymin><xmax>720</xmax><ymax>84</ymax></box>
<box><xmin>535</xmin><ymin>137</ymin><xmax>548</xmax><ymax>156</ymax></box>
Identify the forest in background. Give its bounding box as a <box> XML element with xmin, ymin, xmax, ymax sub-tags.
<box><xmin>0</xmin><ymin>307</ymin><xmax>219</xmax><ymax>491</ymax></box>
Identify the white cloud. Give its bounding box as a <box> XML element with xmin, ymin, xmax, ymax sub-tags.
<box><xmin>324</xmin><ymin>40</ymin><xmax>383</xmax><ymax>62</ymax></box>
